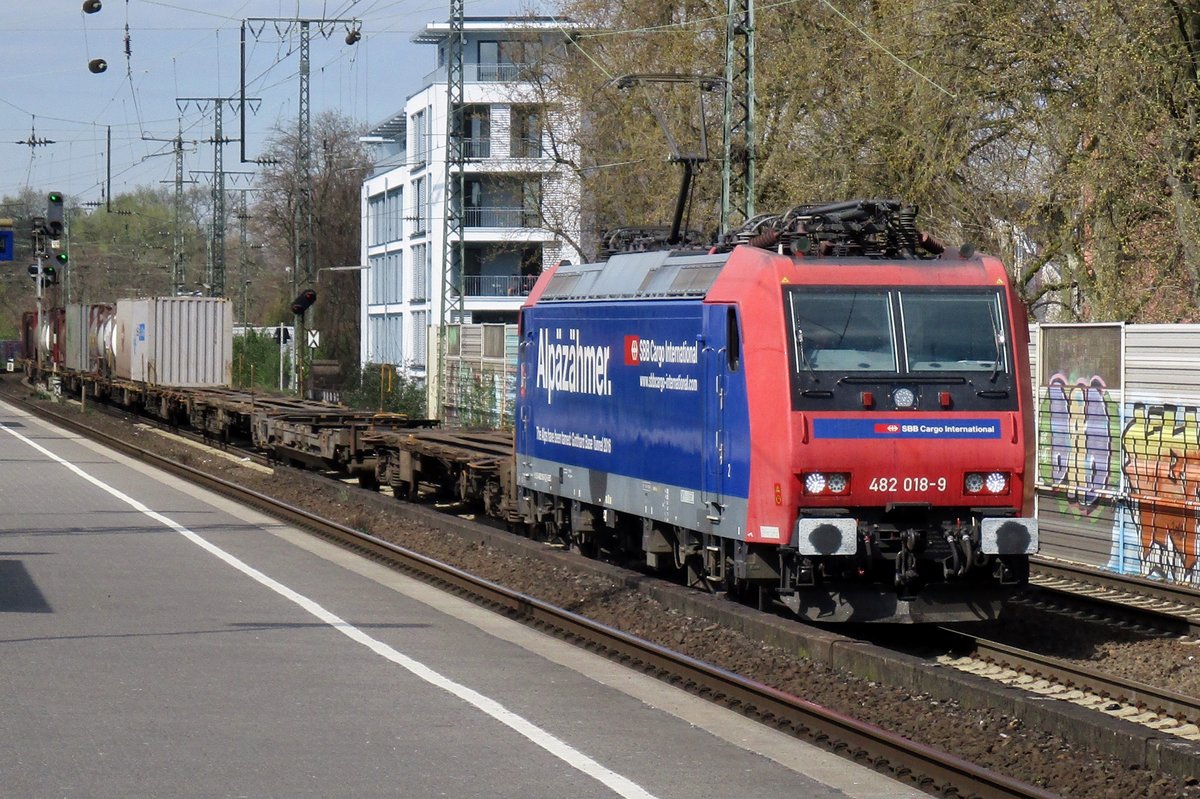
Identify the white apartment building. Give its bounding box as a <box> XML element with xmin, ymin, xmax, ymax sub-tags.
<box><xmin>359</xmin><ymin>17</ymin><xmax>582</xmax><ymax>392</ymax></box>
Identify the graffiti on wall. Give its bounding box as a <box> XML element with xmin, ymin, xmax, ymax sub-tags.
<box><xmin>1122</xmin><ymin>402</ymin><xmax>1200</xmax><ymax>585</ymax></box>
<box><xmin>1042</xmin><ymin>373</ymin><xmax>1119</xmax><ymax>510</ymax></box>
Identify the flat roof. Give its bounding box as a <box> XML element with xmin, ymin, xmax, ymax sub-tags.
<box><xmin>412</xmin><ymin>16</ymin><xmax>575</xmax><ymax>45</ymax></box>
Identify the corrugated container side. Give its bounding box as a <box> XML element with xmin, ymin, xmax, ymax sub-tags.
<box><xmin>64</xmin><ymin>304</ymin><xmax>88</xmax><ymax>373</ymax></box>
<box><xmin>152</xmin><ymin>297</ymin><xmax>232</xmax><ymax>387</ymax></box>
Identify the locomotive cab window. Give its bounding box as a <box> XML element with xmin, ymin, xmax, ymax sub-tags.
<box><xmin>785</xmin><ymin>286</ymin><xmax>1017</xmax><ymax>411</ymax></box>
<box><xmin>900</xmin><ymin>291</ymin><xmax>1009</xmax><ymax>373</ymax></box>
<box><xmin>789</xmin><ymin>290</ymin><xmax>897</xmax><ymax>373</ymax></box>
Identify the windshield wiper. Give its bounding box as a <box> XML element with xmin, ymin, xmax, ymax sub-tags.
<box><xmin>796</xmin><ymin>328</ymin><xmax>818</xmax><ymax>380</ymax></box>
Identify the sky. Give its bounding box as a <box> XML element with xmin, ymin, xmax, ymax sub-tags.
<box><xmin>0</xmin><ymin>0</ymin><xmax>534</xmax><ymax>206</ymax></box>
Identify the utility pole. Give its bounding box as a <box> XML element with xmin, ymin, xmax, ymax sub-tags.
<box><xmin>436</xmin><ymin>0</ymin><xmax>466</xmax><ymax>420</ymax></box>
<box><xmin>151</xmin><ymin>121</ymin><xmax>199</xmax><ymax>296</ymax></box>
<box><xmin>721</xmin><ymin>0</ymin><xmax>756</xmax><ymax>237</ymax></box>
<box><xmin>240</xmin><ymin>15</ymin><xmax>360</xmax><ymax>396</ymax></box>
<box><xmin>177</xmin><ymin>97</ymin><xmax>257</xmax><ymax>297</ymax></box>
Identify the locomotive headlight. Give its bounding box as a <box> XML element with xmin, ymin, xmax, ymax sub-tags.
<box><xmin>803</xmin><ymin>472</ymin><xmax>849</xmax><ymax>495</ymax></box>
<box><xmin>964</xmin><ymin>472</ymin><xmax>1010</xmax><ymax>494</ymax></box>
<box><xmin>893</xmin><ymin>387</ymin><xmax>916</xmax><ymax>408</ymax></box>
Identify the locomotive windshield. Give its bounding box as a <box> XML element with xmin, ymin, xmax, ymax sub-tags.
<box><xmin>786</xmin><ymin>287</ymin><xmax>1017</xmax><ymax>410</ymax></box>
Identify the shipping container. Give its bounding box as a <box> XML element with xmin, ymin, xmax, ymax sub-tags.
<box><xmin>65</xmin><ymin>304</ymin><xmax>117</xmax><ymax>373</ymax></box>
<box><xmin>114</xmin><ymin>297</ymin><xmax>232</xmax><ymax>386</ymax></box>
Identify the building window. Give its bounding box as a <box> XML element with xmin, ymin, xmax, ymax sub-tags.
<box><xmin>411</xmin><ymin>311</ymin><xmax>428</xmax><ymax>367</ymax></box>
<box><xmin>369</xmin><ymin>314</ymin><xmax>404</xmax><ymax>365</ymax></box>
<box><xmin>522</xmin><ymin>177</ymin><xmax>543</xmax><ymax>227</ymax></box>
<box><xmin>477</xmin><ymin>39</ymin><xmax>540</xmax><ymax>81</ymax></box>
<box><xmin>463</xmin><ymin>105</ymin><xmax>491</xmax><ymax>159</ymax></box>
<box><xmin>462</xmin><ymin>176</ymin><xmax>541</xmax><ymax>228</ymax></box>
<box><xmin>412</xmin><ymin>177</ymin><xmax>428</xmax><ymax>235</ymax></box>
<box><xmin>369</xmin><ymin>194</ymin><xmax>386</xmax><ymax>246</ymax></box>
<box><xmin>510</xmin><ymin>105</ymin><xmax>541</xmax><ymax>158</ymax></box>
<box><xmin>411</xmin><ymin>109</ymin><xmax>428</xmax><ymax>166</ymax></box>
<box><xmin>411</xmin><ymin>243</ymin><xmax>428</xmax><ymax>301</ymax></box>
<box><xmin>386</xmin><ymin>187</ymin><xmax>403</xmax><ymax>242</ymax></box>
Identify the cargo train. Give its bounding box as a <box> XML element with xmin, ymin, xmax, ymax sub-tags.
<box><xmin>22</xmin><ymin>296</ymin><xmax>233</xmax><ymax>387</ymax></box>
<box><xmin>18</xmin><ymin>200</ymin><xmax>1039</xmax><ymax>623</ymax></box>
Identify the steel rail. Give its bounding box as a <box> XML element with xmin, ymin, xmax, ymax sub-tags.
<box><xmin>1030</xmin><ymin>558</ymin><xmax>1200</xmax><ymax>636</ymax></box>
<box><xmin>942</xmin><ymin>628</ymin><xmax>1200</xmax><ymax>727</ymax></box>
<box><xmin>0</xmin><ymin>385</ymin><xmax>1062</xmax><ymax>799</ymax></box>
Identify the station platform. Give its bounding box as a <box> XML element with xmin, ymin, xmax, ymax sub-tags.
<box><xmin>0</xmin><ymin>397</ymin><xmax>924</xmax><ymax>798</ymax></box>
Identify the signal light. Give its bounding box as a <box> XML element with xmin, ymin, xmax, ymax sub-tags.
<box><xmin>89</xmin><ymin>58</ymin><xmax>108</xmax><ymax>74</ymax></box>
<box><xmin>27</xmin><ymin>264</ymin><xmax>39</xmax><ymax>278</ymax></box>
<box><xmin>55</xmin><ymin>251</ymin><xmax>69</xmax><ymax>266</ymax></box>
<box><xmin>46</xmin><ymin>192</ymin><xmax>64</xmax><ymax>238</ymax></box>
<box><xmin>43</xmin><ymin>265</ymin><xmax>58</xmax><ymax>285</ymax></box>
<box><xmin>83</xmin><ymin>0</ymin><xmax>102</xmax><ymax>12</ymax></box>
<box><xmin>290</xmin><ymin>288</ymin><xmax>317</xmax><ymax>315</ymax></box>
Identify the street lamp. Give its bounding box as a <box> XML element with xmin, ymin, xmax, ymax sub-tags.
<box><xmin>316</xmin><ymin>264</ymin><xmax>369</xmax><ymax>283</ymax></box>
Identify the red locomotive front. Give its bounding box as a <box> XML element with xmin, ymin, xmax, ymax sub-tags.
<box><xmin>707</xmin><ymin>204</ymin><xmax>1037</xmax><ymax>622</ymax></box>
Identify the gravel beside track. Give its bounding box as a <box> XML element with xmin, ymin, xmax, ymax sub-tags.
<box><xmin>12</xmin><ymin>386</ymin><xmax>1200</xmax><ymax>799</ymax></box>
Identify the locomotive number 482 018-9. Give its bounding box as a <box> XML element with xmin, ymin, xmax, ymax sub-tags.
<box><xmin>868</xmin><ymin>476</ymin><xmax>949</xmax><ymax>492</ymax></box>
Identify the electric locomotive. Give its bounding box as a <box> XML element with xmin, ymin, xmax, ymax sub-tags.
<box><xmin>514</xmin><ymin>200</ymin><xmax>1037</xmax><ymax>622</ymax></box>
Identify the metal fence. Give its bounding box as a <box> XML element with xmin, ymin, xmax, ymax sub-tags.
<box><xmin>1033</xmin><ymin>323</ymin><xmax>1200</xmax><ymax>588</ymax></box>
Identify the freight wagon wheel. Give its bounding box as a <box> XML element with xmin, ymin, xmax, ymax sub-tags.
<box><xmin>358</xmin><ymin>472</ymin><xmax>380</xmax><ymax>491</ymax></box>
<box><xmin>392</xmin><ymin>479</ymin><xmax>417</xmax><ymax>502</ymax></box>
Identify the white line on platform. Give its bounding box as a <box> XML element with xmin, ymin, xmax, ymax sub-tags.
<box><xmin>0</xmin><ymin>420</ymin><xmax>660</xmax><ymax>799</ymax></box>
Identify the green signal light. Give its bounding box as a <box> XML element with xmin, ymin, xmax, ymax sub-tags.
<box><xmin>55</xmin><ymin>252</ymin><xmax>68</xmax><ymax>264</ymax></box>
<box><xmin>48</xmin><ymin>192</ymin><xmax>62</xmax><ymax>203</ymax></box>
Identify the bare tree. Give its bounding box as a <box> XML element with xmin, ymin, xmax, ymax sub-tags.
<box><xmin>253</xmin><ymin>111</ymin><xmax>372</xmax><ymax>379</ymax></box>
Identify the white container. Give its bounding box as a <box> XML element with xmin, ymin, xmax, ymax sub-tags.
<box><xmin>64</xmin><ymin>303</ymin><xmax>88</xmax><ymax>373</ymax></box>
<box><xmin>114</xmin><ymin>297</ymin><xmax>232</xmax><ymax>386</ymax></box>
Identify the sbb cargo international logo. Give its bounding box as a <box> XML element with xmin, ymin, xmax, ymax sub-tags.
<box><xmin>625</xmin><ymin>335</ymin><xmax>640</xmax><ymax>365</ymax></box>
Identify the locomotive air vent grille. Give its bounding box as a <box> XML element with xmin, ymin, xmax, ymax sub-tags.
<box><xmin>541</xmin><ymin>272</ymin><xmax>581</xmax><ymax>298</ymax></box>
<box><xmin>667</xmin><ymin>265</ymin><xmax>721</xmax><ymax>295</ymax></box>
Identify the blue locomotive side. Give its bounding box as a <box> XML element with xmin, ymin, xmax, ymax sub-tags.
<box><xmin>516</xmin><ymin>297</ymin><xmax>751</xmax><ymax>536</ymax></box>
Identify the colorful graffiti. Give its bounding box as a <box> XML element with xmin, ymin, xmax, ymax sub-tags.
<box><xmin>1123</xmin><ymin>403</ymin><xmax>1200</xmax><ymax>585</ymax></box>
<box><xmin>1042</xmin><ymin>373</ymin><xmax>1118</xmax><ymax>509</ymax></box>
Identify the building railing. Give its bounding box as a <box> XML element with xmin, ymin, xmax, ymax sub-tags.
<box><xmin>462</xmin><ymin>274</ymin><xmax>539</xmax><ymax>297</ymax></box>
<box><xmin>464</xmin><ymin>206</ymin><xmax>540</xmax><ymax>228</ymax></box>
<box><xmin>423</xmin><ymin>63</ymin><xmax>536</xmax><ymax>85</ymax></box>
<box><xmin>464</xmin><ymin>137</ymin><xmax>491</xmax><ymax>159</ymax></box>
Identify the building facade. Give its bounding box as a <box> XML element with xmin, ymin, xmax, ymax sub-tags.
<box><xmin>359</xmin><ymin>17</ymin><xmax>581</xmax><ymax>411</ymax></box>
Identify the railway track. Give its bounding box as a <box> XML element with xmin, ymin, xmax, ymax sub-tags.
<box><xmin>1</xmin><ymin>380</ymin><xmax>1065</xmax><ymax>799</ymax></box>
<box><xmin>936</xmin><ymin>629</ymin><xmax>1200</xmax><ymax>740</ymax></box>
<box><xmin>1030</xmin><ymin>558</ymin><xmax>1200</xmax><ymax>635</ymax></box>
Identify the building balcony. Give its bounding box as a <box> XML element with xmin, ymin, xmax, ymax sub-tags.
<box><xmin>423</xmin><ymin>63</ymin><xmax>537</xmax><ymax>86</ymax></box>
<box><xmin>464</xmin><ymin>137</ymin><xmax>491</xmax><ymax>159</ymax></box>
<box><xmin>462</xmin><ymin>274</ymin><xmax>538</xmax><ymax>297</ymax></box>
<box><xmin>465</xmin><ymin>206</ymin><xmax>540</xmax><ymax>228</ymax></box>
